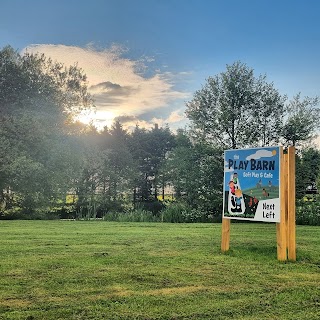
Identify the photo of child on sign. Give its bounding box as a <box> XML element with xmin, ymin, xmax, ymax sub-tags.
<box><xmin>223</xmin><ymin>147</ymin><xmax>281</xmax><ymax>223</ymax></box>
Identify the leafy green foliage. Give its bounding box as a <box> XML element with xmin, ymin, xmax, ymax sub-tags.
<box><xmin>296</xmin><ymin>199</ymin><xmax>320</xmax><ymax>225</ymax></box>
<box><xmin>161</xmin><ymin>202</ymin><xmax>219</xmax><ymax>223</ymax></box>
<box><xmin>296</xmin><ymin>147</ymin><xmax>320</xmax><ymax>199</ymax></box>
<box><xmin>283</xmin><ymin>94</ymin><xmax>320</xmax><ymax>146</ymax></box>
<box><xmin>0</xmin><ymin>46</ymin><xmax>93</xmax><ymax>214</ymax></box>
<box><xmin>129</xmin><ymin>124</ymin><xmax>175</xmax><ymax>211</ymax></box>
<box><xmin>186</xmin><ymin>61</ymin><xmax>285</xmax><ymax>149</ymax></box>
<box><xmin>161</xmin><ymin>202</ymin><xmax>187</xmax><ymax>223</ymax></box>
<box><xmin>103</xmin><ymin>208</ymin><xmax>158</xmax><ymax>222</ymax></box>
<box><xmin>165</xmin><ymin>130</ymin><xmax>223</xmax><ymax>217</ymax></box>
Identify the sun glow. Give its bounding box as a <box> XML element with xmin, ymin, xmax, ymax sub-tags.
<box><xmin>24</xmin><ymin>44</ymin><xmax>188</xmax><ymax>131</ymax></box>
<box><xmin>76</xmin><ymin>110</ymin><xmax>116</xmax><ymax>130</ymax></box>
<box><xmin>76</xmin><ymin>110</ymin><xmax>95</xmax><ymax>125</ymax></box>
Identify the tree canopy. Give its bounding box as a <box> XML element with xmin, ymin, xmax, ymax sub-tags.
<box><xmin>282</xmin><ymin>94</ymin><xmax>320</xmax><ymax>146</ymax></box>
<box><xmin>186</xmin><ymin>61</ymin><xmax>286</xmax><ymax>149</ymax></box>
<box><xmin>0</xmin><ymin>46</ymin><xmax>94</xmax><ymax>214</ymax></box>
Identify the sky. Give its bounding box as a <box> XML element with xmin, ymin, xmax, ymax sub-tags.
<box><xmin>1</xmin><ymin>0</ymin><xmax>320</xmax><ymax>140</ymax></box>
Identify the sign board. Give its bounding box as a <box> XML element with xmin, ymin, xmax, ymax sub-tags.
<box><xmin>223</xmin><ymin>146</ymin><xmax>281</xmax><ymax>222</ymax></box>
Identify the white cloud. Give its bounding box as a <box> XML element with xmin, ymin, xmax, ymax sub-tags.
<box><xmin>314</xmin><ymin>136</ymin><xmax>320</xmax><ymax>149</ymax></box>
<box><xmin>246</xmin><ymin>149</ymin><xmax>274</xmax><ymax>160</ymax></box>
<box><xmin>150</xmin><ymin>109</ymin><xmax>186</xmax><ymax>127</ymax></box>
<box><xmin>23</xmin><ymin>44</ymin><xmax>188</xmax><ymax>129</ymax></box>
<box><xmin>167</xmin><ymin>109</ymin><xmax>185</xmax><ymax>123</ymax></box>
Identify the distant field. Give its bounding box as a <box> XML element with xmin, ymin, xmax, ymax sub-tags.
<box><xmin>0</xmin><ymin>221</ymin><xmax>319</xmax><ymax>320</ymax></box>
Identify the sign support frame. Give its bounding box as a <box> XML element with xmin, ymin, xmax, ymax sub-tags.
<box><xmin>221</xmin><ymin>146</ymin><xmax>296</xmax><ymax>261</ymax></box>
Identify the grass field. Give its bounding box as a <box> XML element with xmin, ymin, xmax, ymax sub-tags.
<box><xmin>0</xmin><ymin>221</ymin><xmax>319</xmax><ymax>320</ymax></box>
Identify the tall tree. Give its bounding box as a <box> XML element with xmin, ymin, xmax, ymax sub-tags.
<box><xmin>186</xmin><ymin>61</ymin><xmax>285</xmax><ymax>149</ymax></box>
<box><xmin>73</xmin><ymin>126</ymin><xmax>102</xmax><ymax>219</ymax></box>
<box><xmin>296</xmin><ymin>147</ymin><xmax>320</xmax><ymax>199</ymax></box>
<box><xmin>0</xmin><ymin>46</ymin><xmax>92</xmax><ymax>122</ymax></box>
<box><xmin>129</xmin><ymin>126</ymin><xmax>152</xmax><ymax>204</ymax></box>
<box><xmin>0</xmin><ymin>46</ymin><xmax>93</xmax><ymax>214</ymax></box>
<box><xmin>98</xmin><ymin>121</ymin><xmax>137</xmax><ymax>214</ymax></box>
<box><xmin>282</xmin><ymin>94</ymin><xmax>320</xmax><ymax>146</ymax></box>
<box><xmin>252</xmin><ymin>79</ymin><xmax>286</xmax><ymax>146</ymax></box>
<box><xmin>166</xmin><ymin>129</ymin><xmax>223</xmax><ymax>215</ymax></box>
<box><xmin>148</xmin><ymin>125</ymin><xmax>175</xmax><ymax>201</ymax></box>
<box><xmin>129</xmin><ymin>124</ymin><xmax>175</xmax><ymax>211</ymax></box>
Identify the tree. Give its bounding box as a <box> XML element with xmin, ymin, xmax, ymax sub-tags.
<box><xmin>0</xmin><ymin>46</ymin><xmax>92</xmax><ymax>122</ymax></box>
<box><xmin>97</xmin><ymin>121</ymin><xmax>137</xmax><ymax>215</ymax></box>
<box><xmin>282</xmin><ymin>94</ymin><xmax>320</xmax><ymax>146</ymax></box>
<box><xmin>252</xmin><ymin>79</ymin><xmax>286</xmax><ymax>146</ymax></box>
<box><xmin>166</xmin><ymin>130</ymin><xmax>223</xmax><ymax>215</ymax></box>
<box><xmin>165</xmin><ymin>129</ymin><xmax>195</xmax><ymax>199</ymax></box>
<box><xmin>72</xmin><ymin>126</ymin><xmax>102</xmax><ymax>219</ymax></box>
<box><xmin>0</xmin><ymin>46</ymin><xmax>93</xmax><ymax>215</ymax></box>
<box><xmin>296</xmin><ymin>147</ymin><xmax>320</xmax><ymax>199</ymax></box>
<box><xmin>148</xmin><ymin>124</ymin><xmax>175</xmax><ymax>201</ymax></box>
<box><xmin>186</xmin><ymin>61</ymin><xmax>285</xmax><ymax>149</ymax></box>
<box><xmin>129</xmin><ymin>124</ymin><xmax>175</xmax><ymax>212</ymax></box>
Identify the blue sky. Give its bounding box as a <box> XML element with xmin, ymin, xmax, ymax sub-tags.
<box><xmin>1</xmin><ymin>0</ymin><xmax>320</xmax><ymax>132</ymax></box>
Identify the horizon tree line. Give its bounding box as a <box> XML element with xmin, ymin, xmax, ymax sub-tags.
<box><xmin>0</xmin><ymin>46</ymin><xmax>319</xmax><ymax>220</ymax></box>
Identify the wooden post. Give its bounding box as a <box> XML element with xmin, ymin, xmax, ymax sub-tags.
<box><xmin>283</xmin><ymin>153</ymin><xmax>289</xmax><ymax>254</ymax></box>
<box><xmin>287</xmin><ymin>147</ymin><xmax>296</xmax><ymax>261</ymax></box>
<box><xmin>221</xmin><ymin>218</ymin><xmax>230</xmax><ymax>252</ymax></box>
<box><xmin>277</xmin><ymin>147</ymin><xmax>287</xmax><ymax>261</ymax></box>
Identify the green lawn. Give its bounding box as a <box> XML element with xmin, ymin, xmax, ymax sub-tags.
<box><xmin>0</xmin><ymin>221</ymin><xmax>319</xmax><ymax>320</ymax></box>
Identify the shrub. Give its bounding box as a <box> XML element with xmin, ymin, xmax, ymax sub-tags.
<box><xmin>138</xmin><ymin>200</ymin><xmax>164</xmax><ymax>215</ymax></box>
<box><xmin>0</xmin><ymin>207</ymin><xmax>26</xmax><ymax>220</ymax></box>
<box><xmin>161</xmin><ymin>202</ymin><xmax>186</xmax><ymax>223</ymax></box>
<box><xmin>296</xmin><ymin>200</ymin><xmax>320</xmax><ymax>226</ymax></box>
<box><xmin>181</xmin><ymin>208</ymin><xmax>210</xmax><ymax>223</ymax></box>
<box><xmin>161</xmin><ymin>202</ymin><xmax>214</xmax><ymax>223</ymax></box>
<box><xmin>56</xmin><ymin>205</ymin><xmax>76</xmax><ymax>219</ymax></box>
<box><xmin>103</xmin><ymin>209</ymin><xmax>159</xmax><ymax>222</ymax></box>
<box><xmin>0</xmin><ymin>207</ymin><xmax>60</xmax><ymax>220</ymax></box>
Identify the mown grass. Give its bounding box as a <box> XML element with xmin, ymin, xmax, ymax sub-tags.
<box><xmin>0</xmin><ymin>221</ymin><xmax>319</xmax><ymax>320</ymax></box>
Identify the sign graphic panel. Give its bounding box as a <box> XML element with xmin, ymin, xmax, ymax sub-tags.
<box><xmin>223</xmin><ymin>147</ymin><xmax>281</xmax><ymax>222</ymax></box>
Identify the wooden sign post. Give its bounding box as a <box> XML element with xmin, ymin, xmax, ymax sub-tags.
<box><xmin>221</xmin><ymin>146</ymin><xmax>296</xmax><ymax>261</ymax></box>
<box><xmin>277</xmin><ymin>146</ymin><xmax>296</xmax><ymax>261</ymax></box>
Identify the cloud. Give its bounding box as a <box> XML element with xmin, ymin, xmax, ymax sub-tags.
<box><xmin>114</xmin><ymin>115</ymin><xmax>138</xmax><ymax>124</ymax></box>
<box><xmin>23</xmin><ymin>44</ymin><xmax>189</xmax><ymax>129</ymax></box>
<box><xmin>90</xmin><ymin>81</ymin><xmax>123</xmax><ymax>92</ymax></box>
<box><xmin>112</xmin><ymin>109</ymin><xmax>186</xmax><ymax>131</ymax></box>
<box><xmin>150</xmin><ymin>109</ymin><xmax>186</xmax><ymax>127</ymax></box>
<box><xmin>246</xmin><ymin>149</ymin><xmax>275</xmax><ymax>160</ymax></box>
<box><xmin>167</xmin><ymin>109</ymin><xmax>185</xmax><ymax>123</ymax></box>
<box><xmin>314</xmin><ymin>136</ymin><xmax>320</xmax><ymax>148</ymax></box>
<box><xmin>112</xmin><ymin>115</ymin><xmax>155</xmax><ymax>130</ymax></box>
